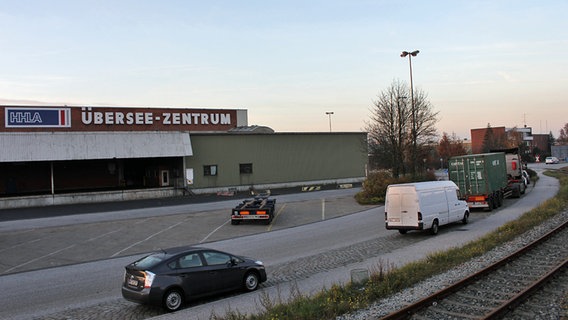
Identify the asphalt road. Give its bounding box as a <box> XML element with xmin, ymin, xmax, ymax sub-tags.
<box><xmin>0</xmin><ymin>163</ymin><xmax>562</xmax><ymax>320</ymax></box>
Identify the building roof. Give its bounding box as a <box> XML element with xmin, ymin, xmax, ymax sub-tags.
<box><xmin>0</xmin><ymin>131</ymin><xmax>192</xmax><ymax>162</ymax></box>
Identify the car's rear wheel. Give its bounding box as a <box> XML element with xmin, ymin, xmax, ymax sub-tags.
<box><xmin>163</xmin><ymin>289</ymin><xmax>184</xmax><ymax>312</ymax></box>
<box><xmin>244</xmin><ymin>272</ymin><xmax>259</xmax><ymax>291</ymax></box>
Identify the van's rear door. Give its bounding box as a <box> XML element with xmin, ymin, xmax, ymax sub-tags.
<box><xmin>386</xmin><ymin>186</ymin><xmax>418</xmax><ymax>227</ymax></box>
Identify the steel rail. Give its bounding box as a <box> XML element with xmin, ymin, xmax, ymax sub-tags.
<box><xmin>480</xmin><ymin>258</ymin><xmax>568</xmax><ymax>319</ymax></box>
<box><xmin>380</xmin><ymin>219</ymin><xmax>568</xmax><ymax>320</ymax></box>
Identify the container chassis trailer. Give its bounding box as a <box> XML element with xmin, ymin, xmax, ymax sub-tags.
<box><xmin>231</xmin><ymin>192</ymin><xmax>276</xmax><ymax>225</ymax></box>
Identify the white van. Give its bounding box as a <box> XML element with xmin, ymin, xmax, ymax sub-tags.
<box><xmin>385</xmin><ymin>181</ymin><xmax>469</xmax><ymax>235</ymax></box>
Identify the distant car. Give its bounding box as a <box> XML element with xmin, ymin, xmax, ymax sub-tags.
<box><xmin>545</xmin><ymin>157</ymin><xmax>559</xmax><ymax>164</ymax></box>
<box><xmin>121</xmin><ymin>246</ymin><xmax>267</xmax><ymax>312</ymax></box>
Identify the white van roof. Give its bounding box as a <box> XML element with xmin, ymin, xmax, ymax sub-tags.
<box><xmin>387</xmin><ymin>180</ymin><xmax>458</xmax><ymax>191</ymax></box>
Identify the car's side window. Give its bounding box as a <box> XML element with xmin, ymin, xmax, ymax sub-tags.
<box><xmin>169</xmin><ymin>253</ymin><xmax>203</xmax><ymax>269</ymax></box>
<box><xmin>203</xmin><ymin>251</ymin><xmax>231</xmax><ymax>266</ymax></box>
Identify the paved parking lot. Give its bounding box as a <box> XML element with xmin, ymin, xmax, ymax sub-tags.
<box><xmin>0</xmin><ymin>188</ymin><xmax>371</xmax><ymax>275</ymax></box>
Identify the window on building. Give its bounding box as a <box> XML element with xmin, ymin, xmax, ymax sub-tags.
<box><xmin>240</xmin><ymin>163</ymin><xmax>253</xmax><ymax>174</ymax></box>
<box><xmin>204</xmin><ymin>165</ymin><xmax>217</xmax><ymax>176</ymax></box>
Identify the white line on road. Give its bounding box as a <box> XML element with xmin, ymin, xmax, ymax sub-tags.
<box><xmin>3</xmin><ymin>244</ymin><xmax>77</xmax><ymax>274</ymax></box>
<box><xmin>200</xmin><ymin>219</ymin><xmax>231</xmax><ymax>243</ymax></box>
<box><xmin>111</xmin><ymin>220</ymin><xmax>186</xmax><ymax>257</ymax></box>
<box><xmin>267</xmin><ymin>203</ymin><xmax>287</xmax><ymax>231</ymax></box>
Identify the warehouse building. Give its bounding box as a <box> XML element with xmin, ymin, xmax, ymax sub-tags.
<box><xmin>0</xmin><ymin>105</ymin><xmax>368</xmax><ymax>209</ymax></box>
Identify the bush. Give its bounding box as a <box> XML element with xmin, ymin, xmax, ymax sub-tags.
<box><xmin>356</xmin><ymin>170</ymin><xmax>439</xmax><ymax>205</ymax></box>
<box><xmin>356</xmin><ymin>171</ymin><xmax>410</xmax><ymax>204</ymax></box>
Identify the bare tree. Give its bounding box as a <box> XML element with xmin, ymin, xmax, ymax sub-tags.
<box><xmin>438</xmin><ymin>132</ymin><xmax>467</xmax><ymax>165</ymax></box>
<box><xmin>366</xmin><ymin>79</ymin><xmax>439</xmax><ymax>178</ymax></box>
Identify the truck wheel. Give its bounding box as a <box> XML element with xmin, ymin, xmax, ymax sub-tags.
<box><xmin>430</xmin><ymin>220</ymin><xmax>439</xmax><ymax>235</ymax></box>
<box><xmin>497</xmin><ymin>192</ymin><xmax>503</xmax><ymax>207</ymax></box>
<box><xmin>512</xmin><ymin>185</ymin><xmax>521</xmax><ymax>198</ymax></box>
<box><xmin>486</xmin><ymin>198</ymin><xmax>493</xmax><ymax>212</ymax></box>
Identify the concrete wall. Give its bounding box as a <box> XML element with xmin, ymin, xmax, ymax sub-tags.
<box><xmin>0</xmin><ymin>187</ymin><xmax>183</xmax><ymax>210</ymax></box>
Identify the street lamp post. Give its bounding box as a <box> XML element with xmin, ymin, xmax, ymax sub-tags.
<box><xmin>400</xmin><ymin>50</ymin><xmax>419</xmax><ymax>178</ymax></box>
<box><xmin>325</xmin><ymin>112</ymin><xmax>334</xmax><ymax>132</ymax></box>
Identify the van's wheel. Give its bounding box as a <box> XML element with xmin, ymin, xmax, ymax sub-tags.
<box><xmin>430</xmin><ymin>220</ymin><xmax>439</xmax><ymax>235</ymax></box>
<box><xmin>163</xmin><ymin>288</ymin><xmax>184</xmax><ymax>312</ymax></box>
<box><xmin>398</xmin><ymin>229</ymin><xmax>408</xmax><ymax>235</ymax></box>
<box><xmin>243</xmin><ymin>272</ymin><xmax>259</xmax><ymax>291</ymax></box>
<box><xmin>462</xmin><ymin>212</ymin><xmax>469</xmax><ymax>224</ymax></box>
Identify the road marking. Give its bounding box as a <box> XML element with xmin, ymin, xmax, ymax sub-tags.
<box><xmin>322</xmin><ymin>198</ymin><xmax>326</xmax><ymax>220</ymax></box>
<box><xmin>87</xmin><ymin>228</ymin><xmax>123</xmax><ymax>242</ymax></box>
<box><xmin>0</xmin><ymin>237</ymin><xmax>43</xmax><ymax>254</ymax></box>
<box><xmin>267</xmin><ymin>203</ymin><xmax>286</xmax><ymax>231</ymax></box>
<box><xmin>3</xmin><ymin>244</ymin><xmax>77</xmax><ymax>274</ymax></box>
<box><xmin>200</xmin><ymin>219</ymin><xmax>230</xmax><ymax>243</ymax></box>
<box><xmin>111</xmin><ymin>220</ymin><xmax>186</xmax><ymax>257</ymax></box>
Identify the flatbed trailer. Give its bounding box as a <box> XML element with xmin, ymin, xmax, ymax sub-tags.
<box><xmin>231</xmin><ymin>193</ymin><xmax>276</xmax><ymax>225</ymax></box>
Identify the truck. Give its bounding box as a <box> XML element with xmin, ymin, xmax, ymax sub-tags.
<box><xmin>448</xmin><ymin>151</ymin><xmax>525</xmax><ymax>211</ymax></box>
<box><xmin>384</xmin><ymin>181</ymin><xmax>470</xmax><ymax>235</ymax></box>
<box><xmin>231</xmin><ymin>191</ymin><xmax>276</xmax><ymax>225</ymax></box>
<box><xmin>491</xmin><ymin>147</ymin><xmax>526</xmax><ymax>197</ymax></box>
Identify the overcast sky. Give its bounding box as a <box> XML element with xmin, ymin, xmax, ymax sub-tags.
<box><xmin>1</xmin><ymin>0</ymin><xmax>566</xmax><ymax>139</ymax></box>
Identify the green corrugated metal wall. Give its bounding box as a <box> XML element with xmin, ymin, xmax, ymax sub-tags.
<box><xmin>185</xmin><ymin>132</ymin><xmax>367</xmax><ymax>189</ymax></box>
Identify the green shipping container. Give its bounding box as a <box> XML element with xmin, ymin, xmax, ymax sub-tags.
<box><xmin>448</xmin><ymin>152</ymin><xmax>508</xmax><ymax>198</ymax></box>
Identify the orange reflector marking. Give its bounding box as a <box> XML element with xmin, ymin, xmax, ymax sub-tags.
<box><xmin>240</xmin><ymin>211</ymin><xmax>250</xmax><ymax>215</ymax></box>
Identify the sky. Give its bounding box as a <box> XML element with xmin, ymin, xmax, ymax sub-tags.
<box><xmin>1</xmin><ymin>0</ymin><xmax>566</xmax><ymax>139</ymax></box>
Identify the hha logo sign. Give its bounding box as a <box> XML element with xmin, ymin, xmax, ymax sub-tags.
<box><xmin>5</xmin><ymin>107</ymin><xmax>71</xmax><ymax>128</ymax></box>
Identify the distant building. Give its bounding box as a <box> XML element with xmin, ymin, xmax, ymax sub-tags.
<box><xmin>532</xmin><ymin>134</ymin><xmax>552</xmax><ymax>161</ymax></box>
<box><xmin>470</xmin><ymin>126</ymin><xmax>507</xmax><ymax>154</ymax></box>
<box><xmin>552</xmin><ymin>145</ymin><xmax>568</xmax><ymax>162</ymax></box>
<box><xmin>470</xmin><ymin>126</ymin><xmax>535</xmax><ymax>161</ymax></box>
<box><xmin>1</xmin><ymin>106</ymin><xmax>368</xmax><ymax>209</ymax></box>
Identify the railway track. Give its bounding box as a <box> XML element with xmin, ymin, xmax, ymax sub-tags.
<box><xmin>381</xmin><ymin>219</ymin><xmax>568</xmax><ymax>320</ymax></box>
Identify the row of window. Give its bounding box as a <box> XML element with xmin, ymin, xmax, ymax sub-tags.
<box><xmin>204</xmin><ymin>163</ymin><xmax>253</xmax><ymax>176</ymax></box>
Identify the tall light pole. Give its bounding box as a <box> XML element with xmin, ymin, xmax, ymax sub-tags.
<box><xmin>400</xmin><ymin>50</ymin><xmax>419</xmax><ymax>178</ymax></box>
<box><xmin>325</xmin><ymin>111</ymin><xmax>334</xmax><ymax>132</ymax></box>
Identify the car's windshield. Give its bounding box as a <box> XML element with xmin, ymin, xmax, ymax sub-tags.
<box><xmin>133</xmin><ymin>254</ymin><xmax>165</xmax><ymax>269</ymax></box>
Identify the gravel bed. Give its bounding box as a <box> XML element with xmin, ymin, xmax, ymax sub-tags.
<box><xmin>336</xmin><ymin>209</ymin><xmax>568</xmax><ymax>320</ymax></box>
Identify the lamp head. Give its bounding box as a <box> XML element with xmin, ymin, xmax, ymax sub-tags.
<box><xmin>401</xmin><ymin>50</ymin><xmax>419</xmax><ymax>57</ymax></box>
